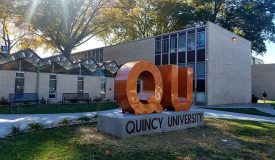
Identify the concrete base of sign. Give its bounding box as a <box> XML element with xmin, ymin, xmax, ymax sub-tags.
<box><xmin>97</xmin><ymin>109</ymin><xmax>204</xmax><ymax>138</ymax></box>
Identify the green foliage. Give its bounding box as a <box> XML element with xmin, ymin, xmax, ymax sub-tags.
<box><xmin>9</xmin><ymin>125</ymin><xmax>23</xmax><ymax>135</ymax></box>
<box><xmin>0</xmin><ymin>97</ymin><xmax>9</xmax><ymax>105</ymax></box>
<box><xmin>24</xmin><ymin>0</ymin><xmax>109</xmax><ymax>59</ymax></box>
<box><xmin>0</xmin><ymin>0</ymin><xmax>49</xmax><ymax>54</ymax></box>
<box><xmin>58</xmin><ymin>118</ymin><xmax>71</xmax><ymax>126</ymax></box>
<box><xmin>100</xmin><ymin>0</ymin><xmax>275</xmax><ymax>54</ymax></box>
<box><xmin>28</xmin><ymin>123</ymin><xmax>43</xmax><ymax>131</ymax></box>
<box><xmin>78</xmin><ymin>116</ymin><xmax>92</xmax><ymax>122</ymax></box>
<box><xmin>0</xmin><ymin>102</ymin><xmax>118</xmax><ymax>114</ymax></box>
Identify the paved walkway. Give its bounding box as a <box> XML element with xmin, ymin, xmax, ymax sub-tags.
<box><xmin>1</xmin><ymin>106</ymin><xmax>275</xmax><ymax>138</ymax></box>
<box><xmin>202</xmin><ymin>104</ymin><xmax>275</xmax><ymax>115</ymax></box>
<box><xmin>0</xmin><ymin>112</ymin><xmax>97</xmax><ymax>138</ymax></box>
<box><xmin>193</xmin><ymin>108</ymin><xmax>275</xmax><ymax>123</ymax></box>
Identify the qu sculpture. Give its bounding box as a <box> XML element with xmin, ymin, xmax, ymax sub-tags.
<box><xmin>114</xmin><ymin>61</ymin><xmax>193</xmax><ymax>115</ymax></box>
<box><xmin>98</xmin><ymin>61</ymin><xmax>204</xmax><ymax>138</ymax></box>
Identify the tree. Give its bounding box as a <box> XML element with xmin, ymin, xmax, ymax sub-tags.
<box><xmin>25</xmin><ymin>0</ymin><xmax>109</xmax><ymax>60</ymax></box>
<box><xmin>0</xmin><ymin>0</ymin><xmax>47</xmax><ymax>54</ymax></box>
<box><xmin>165</xmin><ymin>0</ymin><xmax>275</xmax><ymax>54</ymax></box>
<box><xmin>0</xmin><ymin>0</ymin><xmax>19</xmax><ymax>54</ymax></box>
<box><xmin>100</xmin><ymin>0</ymin><xmax>275</xmax><ymax>54</ymax></box>
<box><xmin>98</xmin><ymin>0</ymin><xmax>157</xmax><ymax>45</ymax></box>
<box><xmin>98</xmin><ymin>0</ymin><xmax>194</xmax><ymax>45</ymax></box>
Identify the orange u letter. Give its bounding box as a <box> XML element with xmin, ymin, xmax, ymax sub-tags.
<box><xmin>159</xmin><ymin>65</ymin><xmax>193</xmax><ymax>111</ymax></box>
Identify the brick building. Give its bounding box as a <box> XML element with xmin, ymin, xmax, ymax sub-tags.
<box><xmin>72</xmin><ymin>22</ymin><xmax>252</xmax><ymax>105</ymax></box>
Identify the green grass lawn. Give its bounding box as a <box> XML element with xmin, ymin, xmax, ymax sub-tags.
<box><xmin>0</xmin><ymin>118</ymin><xmax>274</xmax><ymax>160</ymax></box>
<box><xmin>0</xmin><ymin>102</ymin><xmax>119</xmax><ymax>114</ymax></box>
<box><xmin>258</xmin><ymin>100</ymin><xmax>275</xmax><ymax>106</ymax></box>
<box><xmin>204</xmin><ymin>108</ymin><xmax>275</xmax><ymax>117</ymax></box>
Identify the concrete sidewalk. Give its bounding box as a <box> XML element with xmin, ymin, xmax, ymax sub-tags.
<box><xmin>193</xmin><ymin>108</ymin><xmax>275</xmax><ymax>123</ymax></box>
<box><xmin>1</xmin><ymin>107</ymin><xmax>275</xmax><ymax>138</ymax></box>
<box><xmin>202</xmin><ymin>104</ymin><xmax>275</xmax><ymax>116</ymax></box>
<box><xmin>0</xmin><ymin>112</ymin><xmax>97</xmax><ymax>138</ymax></box>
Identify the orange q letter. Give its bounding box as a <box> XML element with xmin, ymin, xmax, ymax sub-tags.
<box><xmin>115</xmin><ymin>61</ymin><xmax>163</xmax><ymax>115</ymax></box>
<box><xmin>159</xmin><ymin>65</ymin><xmax>193</xmax><ymax>111</ymax></box>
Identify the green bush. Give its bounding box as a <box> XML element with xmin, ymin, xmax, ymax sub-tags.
<box><xmin>9</xmin><ymin>126</ymin><xmax>23</xmax><ymax>135</ymax></box>
<box><xmin>78</xmin><ymin>116</ymin><xmax>91</xmax><ymax>122</ymax></box>
<box><xmin>28</xmin><ymin>123</ymin><xmax>43</xmax><ymax>131</ymax></box>
<box><xmin>58</xmin><ymin>118</ymin><xmax>71</xmax><ymax>126</ymax></box>
<box><xmin>0</xmin><ymin>97</ymin><xmax>9</xmax><ymax>105</ymax></box>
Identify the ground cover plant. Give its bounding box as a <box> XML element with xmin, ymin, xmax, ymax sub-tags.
<box><xmin>0</xmin><ymin>118</ymin><xmax>274</xmax><ymax>160</ymax></box>
<box><xmin>0</xmin><ymin>102</ymin><xmax>118</xmax><ymax>114</ymax></box>
<box><xmin>203</xmin><ymin>108</ymin><xmax>275</xmax><ymax>117</ymax></box>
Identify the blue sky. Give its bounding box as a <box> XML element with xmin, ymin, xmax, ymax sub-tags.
<box><xmin>254</xmin><ymin>42</ymin><xmax>275</xmax><ymax>64</ymax></box>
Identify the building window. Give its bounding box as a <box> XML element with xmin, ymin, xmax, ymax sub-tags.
<box><xmin>91</xmin><ymin>49</ymin><xmax>103</xmax><ymax>62</ymax></box>
<box><xmin>187</xmin><ymin>33</ymin><xmax>195</xmax><ymax>51</ymax></box>
<box><xmin>162</xmin><ymin>54</ymin><xmax>169</xmax><ymax>65</ymax></box>
<box><xmin>178</xmin><ymin>34</ymin><xmax>186</xmax><ymax>52</ymax></box>
<box><xmin>178</xmin><ymin>52</ymin><xmax>185</xmax><ymax>64</ymax></box>
<box><xmin>155</xmin><ymin>37</ymin><xmax>161</xmax><ymax>55</ymax></box>
<box><xmin>197</xmin><ymin>79</ymin><xmax>205</xmax><ymax>92</ymax></box>
<box><xmin>170</xmin><ymin>35</ymin><xmax>177</xmax><ymax>53</ymax></box>
<box><xmin>137</xmin><ymin>78</ymin><xmax>141</xmax><ymax>93</ymax></box>
<box><xmin>49</xmin><ymin>75</ymin><xmax>57</xmax><ymax>99</ymax></box>
<box><xmin>92</xmin><ymin>50</ymin><xmax>96</xmax><ymax>60</ymax></box>
<box><xmin>162</xmin><ymin>36</ymin><xmax>169</xmax><ymax>54</ymax></box>
<box><xmin>197</xmin><ymin>31</ymin><xmax>205</xmax><ymax>49</ymax></box>
<box><xmin>155</xmin><ymin>55</ymin><xmax>161</xmax><ymax>65</ymax></box>
<box><xmin>197</xmin><ymin>49</ymin><xmax>205</xmax><ymax>62</ymax></box>
<box><xmin>187</xmin><ymin>50</ymin><xmax>195</xmax><ymax>62</ymax></box>
<box><xmin>101</xmin><ymin>77</ymin><xmax>107</xmax><ymax>99</ymax></box>
<box><xmin>99</xmin><ymin>49</ymin><xmax>103</xmax><ymax>62</ymax></box>
<box><xmin>196</xmin><ymin>62</ymin><xmax>205</xmax><ymax>79</ymax></box>
<box><xmin>15</xmin><ymin>72</ymin><xmax>24</xmax><ymax>94</ymax></box>
<box><xmin>77</xmin><ymin>76</ymin><xmax>84</xmax><ymax>93</ymax></box>
<box><xmin>170</xmin><ymin>53</ymin><xmax>177</xmax><ymax>64</ymax></box>
<box><xmin>187</xmin><ymin>63</ymin><xmax>196</xmax><ymax>80</ymax></box>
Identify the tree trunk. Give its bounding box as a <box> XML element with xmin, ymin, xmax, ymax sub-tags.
<box><xmin>62</xmin><ymin>48</ymin><xmax>72</xmax><ymax>61</ymax></box>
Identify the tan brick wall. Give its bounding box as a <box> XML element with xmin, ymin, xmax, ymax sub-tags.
<box><xmin>252</xmin><ymin>64</ymin><xmax>275</xmax><ymax>100</ymax></box>
<box><xmin>83</xmin><ymin>76</ymin><xmax>101</xmax><ymax>100</ymax></box>
<box><xmin>0</xmin><ymin>70</ymin><xmax>115</xmax><ymax>102</ymax></box>
<box><xmin>207</xmin><ymin>22</ymin><xmax>252</xmax><ymax>105</ymax></box>
<box><xmin>0</xmin><ymin>70</ymin><xmax>16</xmax><ymax>98</ymax></box>
<box><xmin>39</xmin><ymin>73</ymin><xmax>50</xmax><ymax>99</ymax></box>
<box><xmin>24</xmin><ymin>72</ymin><xmax>37</xmax><ymax>93</ymax></box>
<box><xmin>105</xmin><ymin>78</ymin><xmax>114</xmax><ymax>100</ymax></box>
<box><xmin>103</xmin><ymin>38</ymin><xmax>155</xmax><ymax>65</ymax></box>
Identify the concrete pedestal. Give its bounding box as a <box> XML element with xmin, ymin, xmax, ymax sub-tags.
<box><xmin>97</xmin><ymin>109</ymin><xmax>204</xmax><ymax>138</ymax></box>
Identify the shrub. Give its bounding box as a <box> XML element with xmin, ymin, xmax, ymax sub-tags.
<box><xmin>28</xmin><ymin>123</ymin><xmax>43</xmax><ymax>131</ymax></box>
<box><xmin>78</xmin><ymin>116</ymin><xmax>91</xmax><ymax>122</ymax></box>
<box><xmin>59</xmin><ymin>118</ymin><xmax>71</xmax><ymax>126</ymax></box>
<box><xmin>0</xmin><ymin>97</ymin><xmax>9</xmax><ymax>105</ymax></box>
<box><xmin>252</xmin><ymin>95</ymin><xmax>258</xmax><ymax>104</ymax></box>
<box><xmin>9</xmin><ymin>126</ymin><xmax>23</xmax><ymax>135</ymax></box>
<box><xmin>93</xmin><ymin>96</ymin><xmax>102</xmax><ymax>102</ymax></box>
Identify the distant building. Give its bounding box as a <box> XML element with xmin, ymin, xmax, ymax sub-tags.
<box><xmin>252</xmin><ymin>64</ymin><xmax>275</xmax><ymax>100</ymax></box>
<box><xmin>71</xmin><ymin>22</ymin><xmax>252</xmax><ymax>106</ymax></box>
<box><xmin>251</xmin><ymin>57</ymin><xmax>264</xmax><ymax>65</ymax></box>
<box><xmin>0</xmin><ymin>22</ymin><xmax>253</xmax><ymax>106</ymax></box>
<box><xmin>0</xmin><ymin>49</ymin><xmax>118</xmax><ymax>102</ymax></box>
